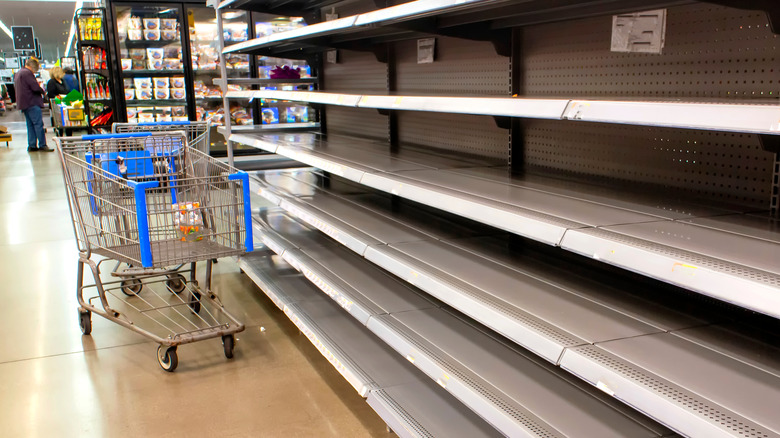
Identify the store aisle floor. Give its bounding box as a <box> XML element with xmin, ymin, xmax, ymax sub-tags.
<box><xmin>0</xmin><ymin>110</ymin><xmax>388</xmax><ymax>437</ymax></box>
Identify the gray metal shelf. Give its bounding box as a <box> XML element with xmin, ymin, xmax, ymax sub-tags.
<box><xmin>231</xmin><ymin>133</ymin><xmax>780</xmax><ymax>319</ymax></box>
<box><xmin>246</xmin><ymin>204</ymin><xmax>676</xmax><ymax>437</ymax></box>
<box><xmin>224</xmin><ymin>89</ymin><xmax>780</xmax><ymax>135</ymax></box>
<box><xmin>245</xmin><ymin>168</ymin><xmax>780</xmax><ymax>438</ymax></box>
<box><xmin>237</xmin><ymin>252</ymin><xmax>505</xmax><ymax>437</ymax></box>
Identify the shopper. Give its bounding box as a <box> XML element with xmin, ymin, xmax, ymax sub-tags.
<box><xmin>46</xmin><ymin>67</ymin><xmax>69</xmax><ymax>99</ymax></box>
<box><xmin>14</xmin><ymin>57</ymin><xmax>51</xmax><ymax>152</ymax></box>
<box><xmin>63</xmin><ymin>68</ymin><xmax>79</xmax><ymax>93</ymax></box>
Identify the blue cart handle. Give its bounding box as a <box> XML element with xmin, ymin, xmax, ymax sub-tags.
<box><xmin>228</xmin><ymin>172</ymin><xmax>254</xmax><ymax>252</ymax></box>
<box><xmin>129</xmin><ymin>180</ymin><xmax>160</xmax><ymax>268</ymax></box>
<box><xmin>83</xmin><ymin>132</ymin><xmax>153</xmax><ymax>140</ymax></box>
<box><xmin>138</xmin><ymin>121</ymin><xmax>191</xmax><ymax>126</ymax></box>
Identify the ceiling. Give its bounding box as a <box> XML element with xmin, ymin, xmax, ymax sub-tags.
<box><xmin>0</xmin><ymin>1</ymin><xmax>100</xmax><ymax>62</ymax></box>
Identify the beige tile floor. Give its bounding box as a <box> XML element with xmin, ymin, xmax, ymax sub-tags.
<box><xmin>0</xmin><ymin>111</ymin><xmax>387</xmax><ymax>437</ymax></box>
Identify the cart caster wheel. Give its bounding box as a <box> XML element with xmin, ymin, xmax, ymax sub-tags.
<box><xmin>222</xmin><ymin>334</ymin><xmax>235</xmax><ymax>359</ymax></box>
<box><xmin>121</xmin><ymin>278</ymin><xmax>142</xmax><ymax>296</ymax></box>
<box><xmin>166</xmin><ymin>274</ymin><xmax>186</xmax><ymax>294</ymax></box>
<box><xmin>157</xmin><ymin>345</ymin><xmax>178</xmax><ymax>372</ymax></box>
<box><xmin>78</xmin><ymin>309</ymin><xmax>92</xmax><ymax>335</ymax></box>
<box><xmin>188</xmin><ymin>290</ymin><xmax>201</xmax><ymax>314</ymax></box>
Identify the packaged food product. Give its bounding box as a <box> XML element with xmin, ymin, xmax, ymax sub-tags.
<box><xmin>121</xmin><ymin>59</ymin><xmax>132</xmax><ymax>70</ymax></box>
<box><xmin>132</xmin><ymin>59</ymin><xmax>145</xmax><ymax>70</ymax></box>
<box><xmin>139</xmin><ymin>113</ymin><xmax>154</xmax><ymax>122</ymax></box>
<box><xmin>147</xmin><ymin>59</ymin><xmax>164</xmax><ymax>70</ymax></box>
<box><xmin>161</xmin><ymin>19</ymin><xmax>177</xmax><ymax>30</ymax></box>
<box><xmin>154</xmin><ymin>88</ymin><xmax>170</xmax><ymax>99</ymax></box>
<box><xmin>261</xmin><ymin>108</ymin><xmax>279</xmax><ymax>124</ymax></box>
<box><xmin>286</xmin><ymin>106</ymin><xmax>309</xmax><ymax>123</ymax></box>
<box><xmin>163</xmin><ymin>58</ymin><xmax>181</xmax><ymax>69</ymax></box>
<box><xmin>162</xmin><ymin>30</ymin><xmax>178</xmax><ymax>41</ymax></box>
<box><xmin>173</xmin><ymin>116</ymin><xmax>189</xmax><ymax>122</ymax></box>
<box><xmin>172</xmin><ymin>202</ymin><xmax>205</xmax><ymax>242</ymax></box>
<box><xmin>123</xmin><ymin>78</ymin><xmax>134</xmax><ymax>88</ymax></box>
<box><xmin>158</xmin><ymin>106</ymin><xmax>172</xmax><ymax>116</ymax></box>
<box><xmin>171</xmin><ymin>106</ymin><xmax>186</xmax><ymax>117</ymax></box>
<box><xmin>128</xmin><ymin>117</ymin><xmax>139</xmax><ymax>124</ymax></box>
<box><xmin>171</xmin><ymin>77</ymin><xmax>185</xmax><ymax>88</ymax></box>
<box><xmin>128</xmin><ymin>29</ymin><xmax>143</xmax><ymax>41</ymax></box>
<box><xmin>144</xmin><ymin>29</ymin><xmax>160</xmax><ymax>41</ymax></box>
<box><xmin>136</xmin><ymin>88</ymin><xmax>153</xmax><ymax>100</ymax></box>
<box><xmin>156</xmin><ymin>115</ymin><xmax>172</xmax><ymax>122</ymax></box>
<box><xmin>143</xmin><ymin>18</ymin><xmax>159</xmax><ymax>30</ymax></box>
<box><xmin>129</xmin><ymin>16</ymin><xmax>142</xmax><ymax>30</ymax></box>
<box><xmin>129</xmin><ymin>48</ymin><xmax>146</xmax><ymax>60</ymax></box>
<box><xmin>171</xmin><ymin>88</ymin><xmax>186</xmax><ymax>100</ymax></box>
<box><xmin>134</xmin><ymin>77</ymin><xmax>152</xmax><ymax>89</ymax></box>
<box><xmin>147</xmin><ymin>48</ymin><xmax>164</xmax><ymax>60</ymax></box>
<box><xmin>154</xmin><ymin>77</ymin><xmax>170</xmax><ymax>88</ymax></box>
<box><xmin>126</xmin><ymin>108</ymin><xmax>138</xmax><ymax>118</ymax></box>
<box><xmin>125</xmin><ymin>89</ymin><xmax>135</xmax><ymax>100</ymax></box>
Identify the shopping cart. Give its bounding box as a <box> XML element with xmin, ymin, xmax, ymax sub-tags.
<box><xmin>56</xmin><ymin>131</ymin><xmax>253</xmax><ymax>372</ymax></box>
<box><xmin>113</xmin><ymin>121</ymin><xmax>211</xmax><ymax>155</ymax></box>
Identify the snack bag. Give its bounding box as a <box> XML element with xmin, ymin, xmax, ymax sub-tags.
<box><xmin>173</xmin><ymin>202</ymin><xmax>206</xmax><ymax>242</ymax></box>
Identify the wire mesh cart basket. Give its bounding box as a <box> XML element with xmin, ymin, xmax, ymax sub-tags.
<box><xmin>56</xmin><ymin>131</ymin><xmax>253</xmax><ymax>372</ymax></box>
<box><xmin>113</xmin><ymin>121</ymin><xmax>211</xmax><ymax>155</ymax></box>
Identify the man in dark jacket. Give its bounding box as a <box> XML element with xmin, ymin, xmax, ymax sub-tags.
<box><xmin>14</xmin><ymin>57</ymin><xmax>51</xmax><ymax>152</ymax></box>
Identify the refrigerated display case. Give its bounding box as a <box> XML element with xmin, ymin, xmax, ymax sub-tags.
<box><xmin>75</xmin><ymin>8</ymin><xmax>116</xmax><ymax>133</ymax></box>
<box><xmin>110</xmin><ymin>3</ymin><xmax>191</xmax><ymax>125</ymax></box>
<box><xmin>188</xmin><ymin>8</ymin><xmax>252</xmax><ymax>127</ymax></box>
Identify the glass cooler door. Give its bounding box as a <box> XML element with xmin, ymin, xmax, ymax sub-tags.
<box><xmin>114</xmin><ymin>4</ymin><xmax>189</xmax><ymax>125</ymax></box>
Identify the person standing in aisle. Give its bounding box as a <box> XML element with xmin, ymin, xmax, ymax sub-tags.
<box><xmin>63</xmin><ymin>68</ymin><xmax>79</xmax><ymax>93</ymax></box>
<box><xmin>46</xmin><ymin>67</ymin><xmax>69</xmax><ymax>99</ymax></box>
<box><xmin>14</xmin><ymin>58</ymin><xmax>52</xmax><ymax>152</ymax></box>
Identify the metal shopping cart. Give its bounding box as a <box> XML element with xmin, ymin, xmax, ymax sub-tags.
<box><xmin>113</xmin><ymin>121</ymin><xmax>211</xmax><ymax>155</ymax></box>
<box><xmin>56</xmin><ymin>131</ymin><xmax>253</xmax><ymax>372</ymax></box>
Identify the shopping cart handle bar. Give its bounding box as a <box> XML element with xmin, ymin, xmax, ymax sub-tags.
<box><xmin>138</xmin><ymin>121</ymin><xmax>191</xmax><ymax>126</ymax></box>
<box><xmin>130</xmin><ymin>180</ymin><xmax>160</xmax><ymax>268</ymax></box>
<box><xmin>228</xmin><ymin>172</ymin><xmax>254</xmax><ymax>252</ymax></box>
<box><xmin>83</xmin><ymin>132</ymin><xmax>153</xmax><ymax>140</ymax></box>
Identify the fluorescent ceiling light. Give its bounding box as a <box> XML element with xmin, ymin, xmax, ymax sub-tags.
<box><xmin>0</xmin><ymin>20</ymin><xmax>12</xmax><ymax>39</ymax></box>
<box><xmin>64</xmin><ymin>0</ymin><xmax>84</xmax><ymax>57</ymax></box>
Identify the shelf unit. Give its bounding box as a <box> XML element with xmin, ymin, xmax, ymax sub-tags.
<box><xmin>74</xmin><ymin>7</ymin><xmax>117</xmax><ymax>133</ymax></box>
<box><xmin>218</xmin><ymin>0</ymin><xmax>780</xmax><ymax>436</ymax></box>
<box><xmin>247</xmin><ymin>168</ymin><xmax>780</xmax><ymax>438</ymax></box>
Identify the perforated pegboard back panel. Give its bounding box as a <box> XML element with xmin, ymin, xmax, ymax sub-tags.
<box><xmin>395</xmin><ymin>37</ymin><xmax>510</xmax><ymax>96</ymax></box>
<box><xmin>323</xmin><ymin>49</ymin><xmax>388</xmax><ymax>94</ymax></box>
<box><xmin>521</xmin><ymin>4</ymin><xmax>778</xmax><ymax>209</ymax></box>
<box><xmin>523</xmin><ymin>119</ymin><xmax>775</xmax><ymax>208</ymax></box>
<box><xmin>522</xmin><ymin>4</ymin><xmax>779</xmax><ymax>99</ymax></box>
<box><xmin>398</xmin><ymin>112</ymin><xmax>508</xmax><ymax>163</ymax></box>
<box><xmin>327</xmin><ymin>106</ymin><xmax>389</xmax><ymax>141</ymax></box>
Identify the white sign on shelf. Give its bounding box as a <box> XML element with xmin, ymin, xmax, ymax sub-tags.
<box><xmin>611</xmin><ymin>9</ymin><xmax>667</xmax><ymax>54</ymax></box>
<box><xmin>417</xmin><ymin>38</ymin><xmax>436</xmax><ymax>64</ymax></box>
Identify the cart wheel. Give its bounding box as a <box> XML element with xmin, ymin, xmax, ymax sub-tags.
<box><xmin>157</xmin><ymin>345</ymin><xmax>178</xmax><ymax>372</ymax></box>
<box><xmin>121</xmin><ymin>278</ymin><xmax>143</xmax><ymax>296</ymax></box>
<box><xmin>166</xmin><ymin>274</ymin><xmax>186</xmax><ymax>294</ymax></box>
<box><xmin>222</xmin><ymin>334</ymin><xmax>235</xmax><ymax>359</ymax></box>
<box><xmin>188</xmin><ymin>290</ymin><xmax>201</xmax><ymax>314</ymax></box>
<box><xmin>78</xmin><ymin>309</ymin><xmax>92</xmax><ymax>336</ymax></box>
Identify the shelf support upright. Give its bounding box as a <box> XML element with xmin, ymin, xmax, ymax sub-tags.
<box><xmin>215</xmin><ymin>6</ymin><xmax>235</xmax><ymax>167</ymax></box>
<box><xmin>508</xmin><ymin>27</ymin><xmax>523</xmax><ymax>176</ymax></box>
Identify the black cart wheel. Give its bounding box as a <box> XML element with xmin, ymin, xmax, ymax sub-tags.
<box><xmin>157</xmin><ymin>345</ymin><xmax>178</xmax><ymax>372</ymax></box>
<box><xmin>120</xmin><ymin>278</ymin><xmax>142</xmax><ymax>296</ymax></box>
<box><xmin>78</xmin><ymin>309</ymin><xmax>92</xmax><ymax>335</ymax></box>
<box><xmin>188</xmin><ymin>290</ymin><xmax>201</xmax><ymax>314</ymax></box>
<box><xmin>222</xmin><ymin>334</ymin><xmax>235</xmax><ymax>359</ymax></box>
<box><xmin>166</xmin><ymin>274</ymin><xmax>187</xmax><ymax>294</ymax></box>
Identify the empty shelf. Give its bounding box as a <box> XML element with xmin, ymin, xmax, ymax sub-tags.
<box><xmin>230</xmin><ymin>133</ymin><xmax>780</xmax><ymax>319</ymax></box>
<box><xmin>237</xmin><ymin>253</ymin><xmax>504</xmax><ymax>438</ymax></box>
<box><xmin>247</xmin><ymin>168</ymin><xmax>780</xmax><ymax>438</ymax></box>
<box><xmin>225</xmin><ymin>89</ymin><xmax>780</xmax><ymax>135</ymax></box>
<box><xmin>248</xmin><ymin>208</ymin><xmax>674</xmax><ymax>437</ymax></box>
